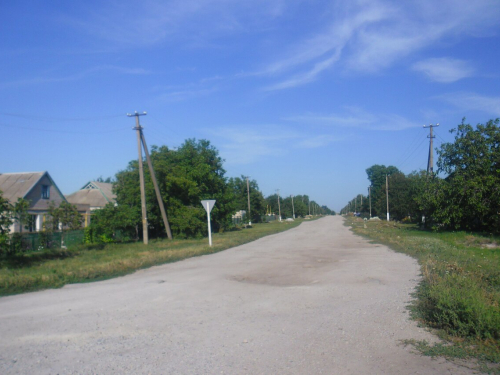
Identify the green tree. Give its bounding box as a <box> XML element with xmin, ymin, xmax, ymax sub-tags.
<box><xmin>10</xmin><ymin>198</ymin><xmax>30</xmax><ymax>232</ymax></box>
<box><xmin>0</xmin><ymin>192</ymin><xmax>12</xmax><ymax>235</ymax></box>
<box><xmin>114</xmin><ymin>139</ymin><xmax>236</xmax><ymax>239</ymax></box>
<box><xmin>45</xmin><ymin>201</ymin><xmax>83</xmax><ymax>246</ymax></box>
<box><xmin>87</xmin><ymin>203</ymin><xmax>137</xmax><ymax>243</ymax></box>
<box><xmin>435</xmin><ymin>119</ymin><xmax>500</xmax><ymax>231</ymax></box>
<box><xmin>292</xmin><ymin>195</ymin><xmax>309</xmax><ymax>217</ymax></box>
<box><xmin>228</xmin><ymin>176</ymin><xmax>266</xmax><ymax>223</ymax></box>
<box><xmin>0</xmin><ymin>192</ymin><xmax>14</xmax><ymax>252</ymax></box>
<box><xmin>366</xmin><ymin>164</ymin><xmax>401</xmax><ymax>218</ymax></box>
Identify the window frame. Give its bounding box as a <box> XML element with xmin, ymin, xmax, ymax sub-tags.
<box><xmin>41</xmin><ymin>185</ymin><xmax>50</xmax><ymax>199</ymax></box>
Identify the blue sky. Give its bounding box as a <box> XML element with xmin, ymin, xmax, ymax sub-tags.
<box><xmin>1</xmin><ymin>0</ymin><xmax>500</xmax><ymax>212</ymax></box>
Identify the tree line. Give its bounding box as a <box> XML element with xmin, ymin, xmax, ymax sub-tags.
<box><xmin>81</xmin><ymin>138</ymin><xmax>335</xmax><ymax>242</ymax></box>
<box><xmin>341</xmin><ymin>118</ymin><xmax>500</xmax><ymax>233</ymax></box>
<box><xmin>1</xmin><ymin>138</ymin><xmax>334</xmax><ymax>246</ymax></box>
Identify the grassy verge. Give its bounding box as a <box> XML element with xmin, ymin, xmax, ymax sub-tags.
<box><xmin>345</xmin><ymin>216</ymin><xmax>500</xmax><ymax>373</ymax></box>
<box><xmin>0</xmin><ymin>220</ymin><xmax>304</xmax><ymax>296</ymax></box>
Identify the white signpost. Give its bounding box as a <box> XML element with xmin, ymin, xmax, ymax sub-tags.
<box><xmin>201</xmin><ymin>200</ymin><xmax>216</xmax><ymax>246</ymax></box>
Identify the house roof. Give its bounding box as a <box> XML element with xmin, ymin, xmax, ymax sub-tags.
<box><xmin>65</xmin><ymin>181</ymin><xmax>116</xmax><ymax>208</ymax></box>
<box><xmin>0</xmin><ymin>171</ymin><xmax>61</xmax><ymax>204</ymax></box>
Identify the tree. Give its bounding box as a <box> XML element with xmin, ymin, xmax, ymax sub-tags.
<box><xmin>434</xmin><ymin>119</ymin><xmax>500</xmax><ymax>231</ymax></box>
<box><xmin>366</xmin><ymin>164</ymin><xmax>401</xmax><ymax>218</ymax></box>
<box><xmin>87</xmin><ymin>203</ymin><xmax>137</xmax><ymax>243</ymax></box>
<box><xmin>228</xmin><ymin>176</ymin><xmax>266</xmax><ymax>223</ymax></box>
<box><xmin>0</xmin><ymin>193</ymin><xmax>11</xmax><ymax>234</ymax></box>
<box><xmin>95</xmin><ymin>176</ymin><xmax>114</xmax><ymax>183</ymax></box>
<box><xmin>45</xmin><ymin>202</ymin><xmax>83</xmax><ymax>246</ymax></box>
<box><xmin>292</xmin><ymin>195</ymin><xmax>309</xmax><ymax>217</ymax></box>
<box><xmin>265</xmin><ymin>194</ymin><xmax>281</xmax><ymax>217</ymax></box>
<box><xmin>114</xmin><ymin>139</ymin><xmax>236</xmax><ymax>239</ymax></box>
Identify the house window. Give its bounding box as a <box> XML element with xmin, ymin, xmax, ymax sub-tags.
<box><xmin>29</xmin><ymin>215</ymin><xmax>37</xmax><ymax>232</ymax></box>
<box><xmin>41</xmin><ymin>185</ymin><xmax>50</xmax><ymax>199</ymax></box>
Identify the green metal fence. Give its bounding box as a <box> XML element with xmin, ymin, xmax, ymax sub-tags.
<box><xmin>4</xmin><ymin>230</ymin><xmax>85</xmax><ymax>254</ymax></box>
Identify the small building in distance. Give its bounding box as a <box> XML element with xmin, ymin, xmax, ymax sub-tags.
<box><xmin>65</xmin><ymin>181</ymin><xmax>117</xmax><ymax>211</ymax></box>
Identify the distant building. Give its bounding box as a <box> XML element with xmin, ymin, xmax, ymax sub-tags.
<box><xmin>0</xmin><ymin>171</ymin><xmax>89</xmax><ymax>233</ymax></box>
<box><xmin>232</xmin><ymin>210</ymin><xmax>246</xmax><ymax>220</ymax></box>
<box><xmin>65</xmin><ymin>181</ymin><xmax>117</xmax><ymax>211</ymax></box>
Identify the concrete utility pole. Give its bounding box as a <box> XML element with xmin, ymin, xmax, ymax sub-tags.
<box><xmin>424</xmin><ymin>123</ymin><xmax>439</xmax><ymax>174</ymax></box>
<box><xmin>386</xmin><ymin>174</ymin><xmax>390</xmax><ymax>221</ymax></box>
<box><xmin>128</xmin><ymin>111</ymin><xmax>173</xmax><ymax>244</ymax></box>
<box><xmin>308</xmin><ymin>200</ymin><xmax>311</xmax><ymax>215</ymax></box>
<box><xmin>291</xmin><ymin>195</ymin><xmax>295</xmax><ymax>219</ymax></box>
<box><xmin>246</xmin><ymin>176</ymin><xmax>251</xmax><ymax>225</ymax></box>
<box><xmin>368</xmin><ymin>186</ymin><xmax>372</xmax><ymax>218</ymax></box>
<box><xmin>140</xmin><ymin>130</ymin><xmax>172</xmax><ymax>240</ymax></box>
<box><xmin>129</xmin><ymin>112</ymin><xmax>149</xmax><ymax>244</ymax></box>
<box><xmin>277</xmin><ymin>189</ymin><xmax>281</xmax><ymax>221</ymax></box>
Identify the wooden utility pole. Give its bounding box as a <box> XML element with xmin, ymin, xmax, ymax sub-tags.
<box><xmin>386</xmin><ymin>174</ymin><xmax>390</xmax><ymax>221</ymax></box>
<box><xmin>424</xmin><ymin>123</ymin><xmax>439</xmax><ymax>174</ymax></box>
<box><xmin>246</xmin><ymin>176</ymin><xmax>251</xmax><ymax>225</ymax></box>
<box><xmin>291</xmin><ymin>195</ymin><xmax>295</xmax><ymax>219</ymax></box>
<box><xmin>128</xmin><ymin>111</ymin><xmax>173</xmax><ymax>244</ymax></box>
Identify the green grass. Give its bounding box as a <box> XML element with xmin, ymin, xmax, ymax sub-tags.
<box><xmin>345</xmin><ymin>216</ymin><xmax>500</xmax><ymax>373</ymax></box>
<box><xmin>0</xmin><ymin>219</ymin><xmax>305</xmax><ymax>296</ymax></box>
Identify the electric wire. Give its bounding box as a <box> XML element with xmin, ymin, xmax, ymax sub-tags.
<box><xmin>397</xmin><ymin>136</ymin><xmax>427</xmax><ymax>171</ymax></box>
<box><xmin>0</xmin><ymin>122</ymin><xmax>128</xmax><ymax>134</ymax></box>
<box><xmin>0</xmin><ymin>112</ymin><xmax>123</xmax><ymax>122</ymax></box>
<box><xmin>393</xmin><ymin>129</ymin><xmax>427</xmax><ymax>171</ymax></box>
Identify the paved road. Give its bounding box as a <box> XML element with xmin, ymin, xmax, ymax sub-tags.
<box><xmin>0</xmin><ymin>216</ymin><xmax>474</xmax><ymax>374</ymax></box>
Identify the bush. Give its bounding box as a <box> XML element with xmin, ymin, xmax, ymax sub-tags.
<box><xmin>419</xmin><ymin>275</ymin><xmax>500</xmax><ymax>339</ymax></box>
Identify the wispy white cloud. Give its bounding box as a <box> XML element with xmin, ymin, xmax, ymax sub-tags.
<box><xmin>264</xmin><ymin>53</ymin><xmax>341</xmax><ymax>91</ymax></box>
<box><xmin>260</xmin><ymin>0</ymin><xmax>500</xmax><ymax>90</ymax></box>
<box><xmin>412</xmin><ymin>58</ymin><xmax>475</xmax><ymax>83</ymax></box>
<box><xmin>209</xmin><ymin>125</ymin><xmax>340</xmax><ymax>164</ymax></box>
<box><xmin>211</xmin><ymin>127</ymin><xmax>294</xmax><ymax>164</ymax></box>
<box><xmin>437</xmin><ymin>92</ymin><xmax>500</xmax><ymax>116</ymax></box>
<box><xmin>156</xmin><ymin>76</ymin><xmax>223</xmax><ymax>102</ymax></box>
<box><xmin>285</xmin><ymin>107</ymin><xmax>420</xmax><ymax>131</ymax></box>
<box><xmin>63</xmin><ymin>0</ymin><xmax>293</xmax><ymax>47</ymax></box>
<box><xmin>297</xmin><ymin>135</ymin><xmax>342</xmax><ymax>149</ymax></box>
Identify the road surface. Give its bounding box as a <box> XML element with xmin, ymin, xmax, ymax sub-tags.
<box><xmin>0</xmin><ymin>216</ymin><xmax>475</xmax><ymax>374</ymax></box>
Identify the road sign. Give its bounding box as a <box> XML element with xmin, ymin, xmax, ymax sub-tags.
<box><xmin>201</xmin><ymin>200</ymin><xmax>216</xmax><ymax>213</ymax></box>
<box><xmin>201</xmin><ymin>200</ymin><xmax>216</xmax><ymax>246</ymax></box>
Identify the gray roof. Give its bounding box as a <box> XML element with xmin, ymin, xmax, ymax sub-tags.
<box><xmin>0</xmin><ymin>172</ymin><xmax>46</xmax><ymax>203</ymax></box>
<box><xmin>65</xmin><ymin>181</ymin><xmax>116</xmax><ymax>208</ymax></box>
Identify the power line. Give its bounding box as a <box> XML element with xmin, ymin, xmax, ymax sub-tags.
<box><xmin>0</xmin><ymin>122</ymin><xmax>127</xmax><ymax>134</ymax></box>
<box><xmin>394</xmin><ymin>130</ymin><xmax>425</xmax><ymax>164</ymax></box>
<box><xmin>0</xmin><ymin>112</ymin><xmax>123</xmax><ymax>122</ymax></box>
<box><xmin>436</xmin><ymin>132</ymin><xmax>447</xmax><ymax>143</ymax></box>
<box><xmin>397</xmin><ymin>136</ymin><xmax>427</xmax><ymax>171</ymax></box>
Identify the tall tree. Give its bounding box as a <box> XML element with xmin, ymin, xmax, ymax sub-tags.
<box><xmin>435</xmin><ymin>119</ymin><xmax>500</xmax><ymax>231</ymax></box>
<box><xmin>366</xmin><ymin>164</ymin><xmax>401</xmax><ymax>218</ymax></box>
<box><xmin>228</xmin><ymin>176</ymin><xmax>266</xmax><ymax>223</ymax></box>
<box><xmin>114</xmin><ymin>139</ymin><xmax>235</xmax><ymax>239</ymax></box>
